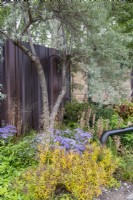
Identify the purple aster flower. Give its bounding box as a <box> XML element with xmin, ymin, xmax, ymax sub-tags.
<box><xmin>50</xmin><ymin>145</ymin><xmax>65</xmax><ymax>151</ymax></box>
<box><xmin>74</xmin><ymin>133</ymin><xmax>80</xmax><ymax>140</ymax></box>
<box><xmin>63</xmin><ymin>142</ymin><xmax>71</xmax><ymax>149</ymax></box>
<box><xmin>75</xmin><ymin>144</ymin><xmax>85</xmax><ymax>152</ymax></box>
<box><xmin>74</xmin><ymin>128</ymin><xmax>83</xmax><ymax>133</ymax></box>
<box><xmin>0</xmin><ymin>133</ymin><xmax>8</xmax><ymax>139</ymax></box>
<box><xmin>5</xmin><ymin>124</ymin><xmax>16</xmax><ymax>130</ymax></box>
<box><xmin>55</xmin><ymin>130</ymin><xmax>62</xmax><ymax>135</ymax></box>
<box><xmin>61</xmin><ymin>138</ymin><xmax>76</xmax><ymax>146</ymax></box>
<box><xmin>80</xmin><ymin>132</ymin><xmax>92</xmax><ymax>138</ymax></box>
<box><xmin>0</xmin><ymin>124</ymin><xmax>17</xmax><ymax>139</ymax></box>
<box><xmin>51</xmin><ymin>128</ymin><xmax>92</xmax><ymax>153</ymax></box>
<box><xmin>54</xmin><ymin>136</ymin><xmax>63</xmax><ymax>143</ymax></box>
<box><xmin>63</xmin><ymin>129</ymin><xmax>71</xmax><ymax>134</ymax></box>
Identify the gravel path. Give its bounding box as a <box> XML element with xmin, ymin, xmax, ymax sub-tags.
<box><xmin>94</xmin><ymin>182</ymin><xmax>133</xmax><ymax>200</ymax></box>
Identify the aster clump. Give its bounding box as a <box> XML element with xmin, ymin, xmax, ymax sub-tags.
<box><xmin>0</xmin><ymin>124</ymin><xmax>17</xmax><ymax>139</ymax></box>
<box><xmin>49</xmin><ymin>128</ymin><xmax>92</xmax><ymax>153</ymax></box>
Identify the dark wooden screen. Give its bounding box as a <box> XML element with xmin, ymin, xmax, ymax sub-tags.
<box><xmin>0</xmin><ymin>41</ymin><xmax>70</xmax><ymax>134</ymax></box>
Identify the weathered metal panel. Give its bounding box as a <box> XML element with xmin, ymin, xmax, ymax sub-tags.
<box><xmin>0</xmin><ymin>41</ymin><xmax>70</xmax><ymax>134</ymax></box>
<box><xmin>0</xmin><ymin>53</ymin><xmax>5</xmax><ymax>124</ymax></box>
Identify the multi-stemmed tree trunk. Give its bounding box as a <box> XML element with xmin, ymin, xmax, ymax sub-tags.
<box><xmin>13</xmin><ymin>41</ymin><xmax>50</xmax><ymax>132</ymax></box>
<box><xmin>0</xmin><ymin>1</ymin><xmax>72</xmax><ymax>133</ymax></box>
<box><xmin>13</xmin><ymin>39</ymin><xmax>69</xmax><ymax>132</ymax></box>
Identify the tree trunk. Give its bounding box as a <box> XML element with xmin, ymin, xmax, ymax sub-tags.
<box><xmin>34</xmin><ymin>59</ymin><xmax>50</xmax><ymax>131</ymax></box>
<box><xmin>49</xmin><ymin>55</ymin><xmax>70</xmax><ymax>129</ymax></box>
<box><xmin>14</xmin><ymin>41</ymin><xmax>50</xmax><ymax>132</ymax></box>
<box><xmin>13</xmin><ymin>41</ymin><xmax>71</xmax><ymax>132</ymax></box>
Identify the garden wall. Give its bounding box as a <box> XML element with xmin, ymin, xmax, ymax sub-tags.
<box><xmin>71</xmin><ymin>70</ymin><xmax>88</xmax><ymax>102</ymax></box>
<box><xmin>0</xmin><ymin>41</ymin><xmax>70</xmax><ymax>134</ymax></box>
<box><xmin>72</xmin><ymin>69</ymin><xmax>131</xmax><ymax>104</ymax></box>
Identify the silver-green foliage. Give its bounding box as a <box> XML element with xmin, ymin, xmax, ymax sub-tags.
<box><xmin>48</xmin><ymin>1</ymin><xmax>131</xmax><ymax>104</ymax></box>
<box><xmin>80</xmin><ymin>3</ymin><xmax>131</xmax><ymax>104</ymax></box>
<box><xmin>0</xmin><ymin>1</ymin><xmax>131</xmax><ymax>104</ymax></box>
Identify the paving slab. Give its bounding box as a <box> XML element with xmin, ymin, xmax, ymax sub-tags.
<box><xmin>126</xmin><ymin>192</ymin><xmax>133</xmax><ymax>200</ymax></box>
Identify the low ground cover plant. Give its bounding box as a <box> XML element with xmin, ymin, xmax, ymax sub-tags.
<box><xmin>0</xmin><ymin>131</ymin><xmax>37</xmax><ymax>200</ymax></box>
<box><xmin>116</xmin><ymin>153</ymin><xmax>133</xmax><ymax>182</ymax></box>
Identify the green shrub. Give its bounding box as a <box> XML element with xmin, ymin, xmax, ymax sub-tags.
<box><xmin>113</xmin><ymin>102</ymin><xmax>133</xmax><ymax>151</ymax></box>
<box><xmin>63</xmin><ymin>100</ymin><xmax>115</xmax><ymax>129</ymax></box>
<box><xmin>19</xmin><ymin>143</ymin><xmax>119</xmax><ymax>200</ymax></box>
<box><xmin>0</xmin><ymin>134</ymin><xmax>37</xmax><ymax>200</ymax></box>
<box><xmin>63</xmin><ymin>100</ymin><xmax>89</xmax><ymax>126</ymax></box>
<box><xmin>90</xmin><ymin>104</ymin><xmax>115</xmax><ymax>122</ymax></box>
<box><xmin>116</xmin><ymin>153</ymin><xmax>133</xmax><ymax>182</ymax></box>
<box><xmin>109</xmin><ymin>114</ymin><xmax>126</xmax><ymax>129</ymax></box>
<box><xmin>121</xmin><ymin>134</ymin><xmax>133</xmax><ymax>150</ymax></box>
<box><xmin>108</xmin><ymin>113</ymin><xmax>133</xmax><ymax>151</ymax></box>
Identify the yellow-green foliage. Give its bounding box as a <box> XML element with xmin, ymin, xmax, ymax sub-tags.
<box><xmin>20</xmin><ymin>143</ymin><xmax>119</xmax><ymax>200</ymax></box>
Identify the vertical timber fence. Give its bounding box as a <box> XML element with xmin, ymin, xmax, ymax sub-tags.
<box><xmin>0</xmin><ymin>41</ymin><xmax>70</xmax><ymax>134</ymax></box>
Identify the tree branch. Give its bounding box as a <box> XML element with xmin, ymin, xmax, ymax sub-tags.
<box><xmin>0</xmin><ymin>29</ymin><xmax>12</xmax><ymax>41</ymax></box>
<box><xmin>20</xmin><ymin>17</ymin><xmax>42</xmax><ymax>37</ymax></box>
<box><xmin>69</xmin><ymin>33</ymin><xmax>73</xmax><ymax>54</ymax></box>
<box><xmin>26</xmin><ymin>0</ymin><xmax>33</xmax><ymax>23</ymax></box>
<box><xmin>13</xmin><ymin>40</ymin><xmax>37</xmax><ymax>62</ymax></box>
<box><xmin>20</xmin><ymin>1</ymin><xmax>37</xmax><ymax>56</ymax></box>
<box><xmin>32</xmin><ymin>5</ymin><xmax>47</xmax><ymax>19</ymax></box>
<box><xmin>32</xmin><ymin>5</ymin><xmax>53</xmax><ymax>23</ymax></box>
<box><xmin>50</xmin><ymin>55</ymin><xmax>71</xmax><ymax>128</ymax></box>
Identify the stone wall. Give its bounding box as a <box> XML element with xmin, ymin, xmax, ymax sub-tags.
<box><xmin>71</xmin><ymin>71</ymin><xmax>88</xmax><ymax>102</ymax></box>
<box><xmin>71</xmin><ymin>70</ymin><xmax>131</xmax><ymax>104</ymax></box>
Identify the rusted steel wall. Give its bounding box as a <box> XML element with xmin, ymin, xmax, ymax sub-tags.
<box><xmin>0</xmin><ymin>41</ymin><xmax>70</xmax><ymax>134</ymax></box>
